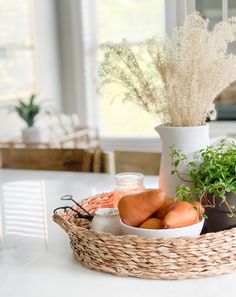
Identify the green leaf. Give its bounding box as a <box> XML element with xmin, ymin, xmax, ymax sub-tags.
<box><xmin>14</xmin><ymin>94</ymin><xmax>41</xmax><ymax>126</ymax></box>
<box><xmin>29</xmin><ymin>94</ymin><xmax>36</xmax><ymax>105</ymax></box>
<box><xmin>188</xmin><ymin>161</ymin><xmax>196</xmax><ymax>167</ymax></box>
<box><xmin>174</xmin><ymin>159</ymin><xmax>180</xmax><ymax>167</ymax></box>
<box><xmin>19</xmin><ymin>100</ymin><xmax>27</xmax><ymax>108</ymax></box>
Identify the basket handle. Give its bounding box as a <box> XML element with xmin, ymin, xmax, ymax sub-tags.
<box><xmin>53</xmin><ymin>213</ymin><xmax>74</xmax><ymax>233</ymax></box>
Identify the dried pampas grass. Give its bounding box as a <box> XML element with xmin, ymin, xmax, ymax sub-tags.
<box><xmin>99</xmin><ymin>12</ymin><xmax>236</xmax><ymax>127</ymax></box>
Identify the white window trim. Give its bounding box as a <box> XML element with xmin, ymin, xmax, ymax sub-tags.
<box><xmin>33</xmin><ymin>0</ymin><xmax>62</xmax><ymax>109</ymax></box>
<box><xmin>100</xmin><ymin>136</ymin><xmax>162</xmax><ymax>153</ymax></box>
<box><xmin>100</xmin><ymin>121</ymin><xmax>236</xmax><ymax>152</ymax></box>
<box><xmin>57</xmin><ymin>0</ymin><xmax>87</xmax><ymax>122</ymax></box>
<box><xmin>222</xmin><ymin>0</ymin><xmax>228</xmax><ymax>20</ymax></box>
<box><xmin>57</xmin><ymin>0</ymin><xmax>234</xmax><ymax>152</ymax></box>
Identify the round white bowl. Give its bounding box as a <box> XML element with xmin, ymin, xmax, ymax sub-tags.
<box><xmin>120</xmin><ymin>219</ymin><xmax>204</xmax><ymax>239</ymax></box>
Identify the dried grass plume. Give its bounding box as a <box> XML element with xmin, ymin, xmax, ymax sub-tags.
<box><xmin>99</xmin><ymin>12</ymin><xmax>236</xmax><ymax>126</ymax></box>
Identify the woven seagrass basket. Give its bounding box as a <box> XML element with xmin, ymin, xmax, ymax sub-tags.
<box><xmin>53</xmin><ymin>193</ymin><xmax>236</xmax><ymax>280</ymax></box>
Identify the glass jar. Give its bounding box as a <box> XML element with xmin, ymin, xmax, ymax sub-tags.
<box><xmin>115</xmin><ymin>172</ymin><xmax>145</xmax><ymax>194</ymax></box>
<box><xmin>112</xmin><ymin>172</ymin><xmax>145</xmax><ymax>208</ymax></box>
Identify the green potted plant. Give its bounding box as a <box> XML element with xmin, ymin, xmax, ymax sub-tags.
<box><xmin>171</xmin><ymin>139</ymin><xmax>236</xmax><ymax>232</ymax></box>
<box><xmin>14</xmin><ymin>94</ymin><xmax>51</xmax><ymax>143</ymax></box>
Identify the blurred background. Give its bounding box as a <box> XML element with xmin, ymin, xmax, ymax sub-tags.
<box><xmin>0</xmin><ymin>0</ymin><xmax>236</xmax><ymax>154</ymax></box>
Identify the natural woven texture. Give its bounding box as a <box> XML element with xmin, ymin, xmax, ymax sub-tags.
<box><xmin>53</xmin><ymin>193</ymin><xmax>236</xmax><ymax>280</ymax></box>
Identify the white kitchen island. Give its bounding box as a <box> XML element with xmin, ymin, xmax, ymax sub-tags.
<box><xmin>0</xmin><ymin>169</ymin><xmax>235</xmax><ymax>297</ymax></box>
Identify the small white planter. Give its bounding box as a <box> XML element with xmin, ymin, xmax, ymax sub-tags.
<box><xmin>90</xmin><ymin>208</ymin><xmax>121</xmax><ymax>235</ymax></box>
<box><xmin>22</xmin><ymin>127</ymin><xmax>41</xmax><ymax>144</ymax></box>
<box><xmin>155</xmin><ymin>125</ymin><xmax>209</xmax><ymax>197</ymax></box>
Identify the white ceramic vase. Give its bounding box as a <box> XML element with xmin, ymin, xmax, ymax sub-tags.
<box><xmin>22</xmin><ymin>127</ymin><xmax>41</xmax><ymax>144</ymax></box>
<box><xmin>155</xmin><ymin>125</ymin><xmax>209</xmax><ymax>197</ymax></box>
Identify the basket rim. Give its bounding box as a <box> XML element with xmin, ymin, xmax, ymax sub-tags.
<box><xmin>52</xmin><ymin>209</ymin><xmax>236</xmax><ymax>237</ymax></box>
<box><xmin>52</xmin><ymin>192</ymin><xmax>236</xmax><ymax>243</ymax></box>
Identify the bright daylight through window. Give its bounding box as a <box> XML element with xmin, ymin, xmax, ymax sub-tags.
<box><xmin>0</xmin><ymin>0</ymin><xmax>35</xmax><ymax>101</ymax></box>
<box><xmin>96</xmin><ymin>0</ymin><xmax>165</xmax><ymax>137</ymax></box>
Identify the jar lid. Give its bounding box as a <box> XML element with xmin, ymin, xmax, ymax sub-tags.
<box><xmin>95</xmin><ymin>208</ymin><xmax>119</xmax><ymax>216</ymax></box>
<box><xmin>115</xmin><ymin>172</ymin><xmax>144</xmax><ymax>181</ymax></box>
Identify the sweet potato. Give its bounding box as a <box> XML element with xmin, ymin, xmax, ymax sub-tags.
<box><xmin>153</xmin><ymin>197</ymin><xmax>175</xmax><ymax>219</ymax></box>
<box><xmin>163</xmin><ymin>201</ymin><xmax>199</xmax><ymax>229</ymax></box>
<box><xmin>118</xmin><ymin>189</ymin><xmax>166</xmax><ymax>227</ymax></box>
<box><xmin>139</xmin><ymin>218</ymin><xmax>162</xmax><ymax>229</ymax></box>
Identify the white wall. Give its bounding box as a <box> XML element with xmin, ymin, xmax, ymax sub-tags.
<box><xmin>0</xmin><ymin>0</ymin><xmax>62</xmax><ymax>140</ymax></box>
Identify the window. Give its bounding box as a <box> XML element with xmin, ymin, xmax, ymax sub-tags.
<box><xmin>196</xmin><ymin>0</ymin><xmax>236</xmax><ymax>120</ymax></box>
<box><xmin>196</xmin><ymin>0</ymin><xmax>222</xmax><ymax>29</ymax></box>
<box><xmin>62</xmin><ymin>0</ymin><xmax>236</xmax><ymax>149</ymax></box>
<box><xmin>229</xmin><ymin>0</ymin><xmax>236</xmax><ymax>17</ymax></box>
<box><xmin>89</xmin><ymin>0</ymin><xmax>166</xmax><ymax>137</ymax></box>
<box><xmin>0</xmin><ymin>0</ymin><xmax>35</xmax><ymax>101</ymax></box>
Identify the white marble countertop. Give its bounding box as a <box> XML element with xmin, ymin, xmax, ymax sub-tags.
<box><xmin>0</xmin><ymin>169</ymin><xmax>236</xmax><ymax>297</ymax></box>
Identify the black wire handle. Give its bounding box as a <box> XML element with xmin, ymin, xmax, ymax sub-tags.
<box><xmin>60</xmin><ymin>195</ymin><xmax>92</xmax><ymax>217</ymax></box>
<box><xmin>53</xmin><ymin>195</ymin><xmax>94</xmax><ymax>221</ymax></box>
<box><xmin>53</xmin><ymin>205</ymin><xmax>93</xmax><ymax>221</ymax></box>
